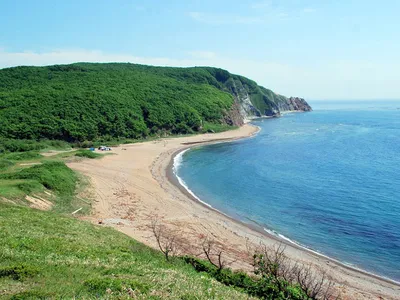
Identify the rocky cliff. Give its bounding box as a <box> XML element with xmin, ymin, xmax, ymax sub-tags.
<box><xmin>275</xmin><ymin>97</ymin><xmax>312</xmax><ymax>114</ymax></box>
<box><xmin>206</xmin><ymin>68</ymin><xmax>312</xmax><ymax>125</ymax></box>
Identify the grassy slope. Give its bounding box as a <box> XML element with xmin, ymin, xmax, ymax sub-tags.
<box><xmin>1</xmin><ymin>151</ymin><xmax>250</xmax><ymax>299</ymax></box>
<box><xmin>0</xmin><ymin>203</ymin><xmax>254</xmax><ymax>299</ymax></box>
<box><xmin>0</xmin><ymin>149</ymin><xmax>101</xmax><ymax>213</ymax></box>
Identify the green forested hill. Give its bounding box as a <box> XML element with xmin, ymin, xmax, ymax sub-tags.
<box><xmin>0</xmin><ymin>63</ymin><xmax>294</xmax><ymax>143</ymax></box>
<box><xmin>0</xmin><ymin>63</ymin><xmax>233</xmax><ymax>141</ymax></box>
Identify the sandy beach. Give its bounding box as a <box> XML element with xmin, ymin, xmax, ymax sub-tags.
<box><xmin>68</xmin><ymin>124</ymin><xmax>400</xmax><ymax>300</ymax></box>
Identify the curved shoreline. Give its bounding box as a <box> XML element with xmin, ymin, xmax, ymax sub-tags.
<box><xmin>69</xmin><ymin>123</ymin><xmax>400</xmax><ymax>299</ymax></box>
<box><xmin>167</xmin><ymin>128</ymin><xmax>400</xmax><ymax>288</ymax></box>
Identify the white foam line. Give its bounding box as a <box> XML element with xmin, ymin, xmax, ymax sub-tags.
<box><xmin>172</xmin><ymin>125</ymin><xmax>400</xmax><ymax>286</ymax></box>
<box><xmin>263</xmin><ymin>227</ymin><xmax>337</xmax><ymax>259</ymax></box>
<box><xmin>262</xmin><ymin>227</ymin><xmax>400</xmax><ymax>285</ymax></box>
<box><xmin>173</xmin><ymin>148</ymin><xmax>213</xmax><ymax>209</ymax></box>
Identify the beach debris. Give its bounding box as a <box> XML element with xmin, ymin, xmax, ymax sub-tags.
<box><xmin>98</xmin><ymin>218</ymin><xmax>132</xmax><ymax>226</ymax></box>
<box><xmin>71</xmin><ymin>207</ymin><xmax>83</xmax><ymax>215</ymax></box>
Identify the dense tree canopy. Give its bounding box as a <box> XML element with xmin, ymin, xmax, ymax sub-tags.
<box><xmin>0</xmin><ymin>63</ymin><xmax>236</xmax><ymax>142</ymax></box>
<box><xmin>0</xmin><ymin>63</ymin><xmax>290</xmax><ymax>143</ymax></box>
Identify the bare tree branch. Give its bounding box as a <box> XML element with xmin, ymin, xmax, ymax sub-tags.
<box><xmin>252</xmin><ymin>243</ymin><xmax>340</xmax><ymax>299</ymax></box>
<box><xmin>149</xmin><ymin>217</ymin><xmax>180</xmax><ymax>261</ymax></box>
<box><xmin>200</xmin><ymin>236</ymin><xmax>236</xmax><ymax>271</ymax></box>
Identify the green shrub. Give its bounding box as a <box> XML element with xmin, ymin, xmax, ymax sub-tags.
<box><xmin>0</xmin><ymin>139</ymin><xmax>69</xmax><ymax>153</ymax></box>
<box><xmin>72</xmin><ymin>140</ymin><xmax>94</xmax><ymax>148</ymax></box>
<box><xmin>0</xmin><ymin>159</ymin><xmax>14</xmax><ymax>170</ymax></box>
<box><xmin>84</xmin><ymin>277</ymin><xmax>124</xmax><ymax>294</ymax></box>
<box><xmin>75</xmin><ymin>150</ymin><xmax>101</xmax><ymax>159</ymax></box>
<box><xmin>202</xmin><ymin>122</ymin><xmax>237</xmax><ymax>133</ymax></box>
<box><xmin>17</xmin><ymin>181</ymin><xmax>44</xmax><ymax>194</ymax></box>
<box><xmin>183</xmin><ymin>256</ymin><xmax>307</xmax><ymax>300</ymax></box>
<box><xmin>0</xmin><ymin>264</ymin><xmax>39</xmax><ymax>281</ymax></box>
<box><xmin>84</xmin><ymin>277</ymin><xmax>150</xmax><ymax>295</ymax></box>
<box><xmin>10</xmin><ymin>291</ymin><xmax>54</xmax><ymax>300</ymax></box>
<box><xmin>47</xmin><ymin>140</ymin><xmax>70</xmax><ymax>149</ymax></box>
<box><xmin>0</xmin><ymin>139</ymin><xmax>45</xmax><ymax>153</ymax></box>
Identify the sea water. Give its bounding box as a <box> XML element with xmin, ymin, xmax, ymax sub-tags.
<box><xmin>175</xmin><ymin>100</ymin><xmax>400</xmax><ymax>281</ymax></box>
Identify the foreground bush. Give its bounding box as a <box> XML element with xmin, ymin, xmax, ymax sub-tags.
<box><xmin>151</xmin><ymin>219</ymin><xmax>339</xmax><ymax>300</ymax></box>
<box><xmin>183</xmin><ymin>256</ymin><xmax>308</xmax><ymax>300</ymax></box>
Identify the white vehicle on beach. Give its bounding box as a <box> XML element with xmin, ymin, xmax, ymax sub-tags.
<box><xmin>98</xmin><ymin>146</ymin><xmax>112</xmax><ymax>151</ymax></box>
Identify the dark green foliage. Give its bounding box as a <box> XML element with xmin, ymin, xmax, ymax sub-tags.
<box><xmin>0</xmin><ymin>63</ymin><xmax>235</xmax><ymax>142</ymax></box>
<box><xmin>0</xmin><ymin>265</ymin><xmax>39</xmax><ymax>281</ymax></box>
<box><xmin>0</xmin><ymin>139</ymin><xmax>45</xmax><ymax>153</ymax></box>
<box><xmin>183</xmin><ymin>256</ymin><xmax>308</xmax><ymax>300</ymax></box>
<box><xmin>0</xmin><ymin>138</ymin><xmax>69</xmax><ymax>153</ymax></box>
<box><xmin>74</xmin><ymin>150</ymin><xmax>101</xmax><ymax>159</ymax></box>
<box><xmin>10</xmin><ymin>291</ymin><xmax>55</xmax><ymax>300</ymax></box>
<box><xmin>201</xmin><ymin>121</ymin><xmax>236</xmax><ymax>133</ymax></box>
<box><xmin>16</xmin><ymin>181</ymin><xmax>44</xmax><ymax>194</ymax></box>
<box><xmin>0</xmin><ymin>159</ymin><xmax>14</xmax><ymax>170</ymax></box>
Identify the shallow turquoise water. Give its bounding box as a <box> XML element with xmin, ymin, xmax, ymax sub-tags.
<box><xmin>176</xmin><ymin>101</ymin><xmax>400</xmax><ymax>281</ymax></box>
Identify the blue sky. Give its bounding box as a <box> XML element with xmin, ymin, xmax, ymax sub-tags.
<box><xmin>1</xmin><ymin>0</ymin><xmax>399</xmax><ymax>100</ymax></box>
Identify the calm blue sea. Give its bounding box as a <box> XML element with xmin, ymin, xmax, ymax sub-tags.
<box><xmin>175</xmin><ymin>100</ymin><xmax>400</xmax><ymax>281</ymax></box>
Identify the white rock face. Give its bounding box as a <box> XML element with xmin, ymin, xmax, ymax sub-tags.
<box><xmin>223</xmin><ymin>76</ymin><xmax>311</xmax><ymax>124</ymax></box>
<box><xmin>238</xmin><ymin>94</ymin><xmax>255</xmax><ymax>122</ymax></box>
<box><xmin>229</xmin><ymin>79</ymin><xmax>261</xmax><ymax>122</ymax></box>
